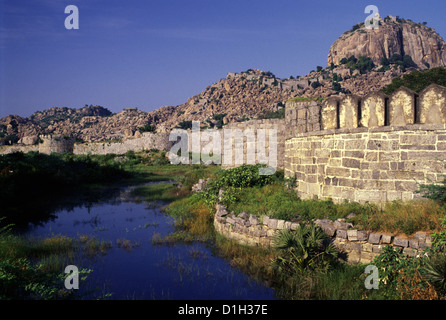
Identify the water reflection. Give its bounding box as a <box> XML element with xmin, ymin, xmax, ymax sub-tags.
<box><xmin>20</xmin><ymin>182</ymin><xmax>276</xmax><ymax>300</ymax></box>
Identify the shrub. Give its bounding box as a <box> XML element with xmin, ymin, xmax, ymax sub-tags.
<box><xmin>382</xmin><ymin>67</ymin><xmax>446</xmax><ymax>94</ymax></box>
<box><xmin>138</xmin><ymin>124</ymin><xmax>156</xmax><ymax>133</ymax></box>
<box><xmin>417</xmin><ymin>174</ymin><xmax>446</xmax><ymax>204</ymax></box>
<box><xmin>346</xmin><ymin>56</ymin><xmax>375</xmax><ymax>74</ymax></box>
<box><xmin>258</xmin><ymin>108</ymin><xmax>285</xmax><ymax>120</ymax></box>
<box><xmin>372</xmin><ymin>245</ymin><xmax>426</xmax><ymax>299</ymax></box>
<box><xmin>4</xmin><ymin>134</ymin><xmax>19</xmax><ymax>145</ymax></box>
<box><xmin>199</xmin><ymin>164</ymin><xmax>274</xmax><ymax>207</ymax></box>
<box><xmin>272</xmin><ymin>223</ymin><xmax>339</xmax><ymax>273</ymax></box>
<box><xmin>421</xmin><ymin>254</ymin><xmax>446</xmax><ymax>295</ymax></box>
<box><xmin>177</xmin><ymin>120</ymin><xmax>193</xmax><ymax>130</ymax></box>
<box><xmin>311</xmin><ymin>81</ymin><xmax>322</xmax><ymax>89</ymax></box>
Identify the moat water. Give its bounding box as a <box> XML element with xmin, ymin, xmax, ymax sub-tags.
<box><xmin>20</xmin><ymin>182</ymin><xmax>276</xmax><ymax>300</ymax></box>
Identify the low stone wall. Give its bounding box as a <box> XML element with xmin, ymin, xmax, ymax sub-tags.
<box><xmin>214</xmin><ymin>203</ymin><xmax>432</xmax><ymax>265</ymax></box>
<box><xmin>73</xmin><ymin>132</ymin><xmax>173</xmax><ymax>155</ymax></box>
<box><xmin>0</xmin><ymin>145</ymin><xmax>39</xmax><ymax>154</ymax></box>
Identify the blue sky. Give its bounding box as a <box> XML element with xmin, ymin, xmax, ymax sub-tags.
<box><xmin>1</xmin><ymin>0</ymin><xmax>445</xmax><ymax>118</ymax></box>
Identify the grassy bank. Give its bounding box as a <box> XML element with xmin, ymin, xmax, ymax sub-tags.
<box><xmin>0</xmin><ymin>218</ymin><xmax>114</xmax><ymax>300</ymax></box>
<box><xmin>3</xmin><ymin>151</ymin><xmax>446</xmax><ymax>300</ymax></box>
<box><xmin>159</xmin><ymin>164</ymin><xmax>446</xmax><ymax>300</ymax></box>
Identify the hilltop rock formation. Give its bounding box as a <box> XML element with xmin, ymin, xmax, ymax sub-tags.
<box><xmin>2</xmin><ymin>15</ymin><xmax>446</xmax><ymax>144</ymax></box>
<box><xmin>328</xmin><ymin>15</ymin><xmax>446</xmax><ymax>69</ymax></box>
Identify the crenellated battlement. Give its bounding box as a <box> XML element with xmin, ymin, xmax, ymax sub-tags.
<box><xmin>285</xmin><ymin>84</ymin><xmax>446</xmax><ymax>138</ymax></box>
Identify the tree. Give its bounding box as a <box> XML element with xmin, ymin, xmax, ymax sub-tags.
<box><xmin>332</xmin><ymin>82</ymin><xmax>342</xmax><ymax>93</ymax></box>
<box><xmin>390</xmin><ymin>54</ymin><xmax>403</xmax><ymax>64</ymax></box>
<box><xmin>403</xmin><ymin>55</ymin><xmax>417</xmax><ymax>68</ymax></box>
<box><xmin>332</xmin><ymin>73</ymin><xmax>338</xmax><ymax>82</ymax></box>
<box><xmin>177</xmin><ymin>120</ymin><xmax>193</xmax><ymax>130</ymax></box>
<box><xmin>311</xmin><ymin>81</ymin><xmax>322</xmax><ymax>89</ymax></box>
<box><xmin>381</xmin><ymin>57</ymin><xmax>390</xmax><ymax>66</ymax></box>
<box><xmin>138</xmin><ymin>124</ymin><xmax>156</xmax><ymax>133</ymax></box>
<box><xmin>316</xmin><ymin>66</ymin><xmax>323</xmax><ymax>72</ymax></box>
<box><xmin>4</xmin><ymin>134</ymin><xmax>19</xmax><ymax>145</ymax></box>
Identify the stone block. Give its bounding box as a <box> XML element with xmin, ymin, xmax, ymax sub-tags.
<box><xmin>238</xmin><ymin>212</ymin><xmax>250</xmax><ymax>220</ymax></box>
<box><xmin>381</xmin><ymin>234</ymin><xmax>393</xmax><ymax>244</ymax></box>
<box><xmin>334</xmin><ymin>220</ymin><xmax>353</xmax><ymax>230</ymax></box>
<box><xmin>277</xmin><ymin>220</ymin><xmax>286</xmax><ymax>230</ymax></box>
<box><xmin>372</xmin><ymin>245</ymin><xmax>383</xmax><ymax>254</ymax></box>
<box><xmin>357</xmin><ymin>231</ymin><xmax>369</xmax><ymax>241</ymax></box>
<box><xmin>409</xmin><ymin>239</ymin><xmax>419</xmax><ymax>249</ymax></box>
<box><xmin>267</xmin><ymin>229</ymin><xmax>276</xmax><ymax>237</ymax></box>
<box><xmin>342</xmin><ymin>158</ymin><xmax>361</xmax><ymax>169</ymax></box>
<box><xmin>216</xmin><ymin>206</ymin><xmax>229</xmax><ymax>217</ymax></box>
<box><xmin>393</xmin><ymin>237</ymin><xmax>409</xmax><ymax>248</ymax></box>
<box><xmin>413</xmin><ymin>231</ymin><xmax>427</xmax><ymax>242</ymax></box>
<box><xmin>249</xmin><ymin>215</ymin><xmax>259</xmax><ymax>226</ymax></box>
<box><xmin>347</xmin><ymin>252</ymin><xmax>361</xmax><ymax>264</ymax></box>
<box><xmin>362</xmin><ymin>243</ymin><xmax>373</xmax><ymax>253</ymax></box>
<box><xmin>360</xmin><ymin>252</ymin><xmax>374</xmax><ymax>264</ymax></box>
<box><xmin>347</xmin><ymin>230</ymin><xmax>358</xmax><ymax>241</ymax></box>
<box><xmin>290</xmin><ymin>223</ymin><xmax>300</xmax><ymax>230</ymax></box>
<box><xmin>268</xmin><ymin>218</ymin><xmax>278</xmax><ymax>230</ymax></box>
<box><xmin>336</xmin><ymin>229</ymin><xmax>348</xmax><ymax>239</ymax></box>
<box><xmin>368</xmin><ymin>233</ymin><xmax>382</xmax><ymax>244</ymax></box>
<box><xmin>226</xmin><ymin>217</ymin><xmax>235</xmax><ymax>225</ymax></box>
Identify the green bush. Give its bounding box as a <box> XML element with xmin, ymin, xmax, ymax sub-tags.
<box><xmin>138</xmin><ymin>124</ymin><xmax>156</xmax><ymax>133</ymax></box>
<box><xmin>417</xmin><ymin>175</ymin><xmax>446</xmax><ymax>204</ymax></box>
<box><xmin>421</xmin><ymin>254</ymin><xmax>446</xmax><ymax>295</ymax></box>
<box><xmin>372</xmin><ymin>245</ymin><xmax>423</xmax><ymax>299</ymax></box>
<box><xmin>382</xmin><ymin>67</ymin><xmax>446</xmax><ymax>94</ymax></box>
<box><xmin>0</xmin><ymin>152</ymin><xmax>131</xmax><ymax>220</ymax></box>
<box><xmin>177</xmin><ymin>120</ymin><xmax>193</xmax><ymax>130</ymax></box>
<box><xmin>346</xmin><ymin>56</ymin><xmax>375</xmax><ymax>74</ymax></box>
<box><xmin>272</xmin><ymin>223</ymin><xmax>339</xmax><ymax>273</ymax></box>
<box><xmin>311</xmin><ymin>81</ymin><xmax>322</xmax><ymax>89</ymax></box>
<box><xmin>258</xmin><ymin>108</ymin><xmax>285</xmax><ymax>120</ymax></box>
<box><xmin>199</xmin><ymin>164</ymin><xmax>275</xmax><ymax>207</ymax></box>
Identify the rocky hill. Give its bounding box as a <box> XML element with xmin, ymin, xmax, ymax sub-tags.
<box><xmin>1</xmin><ymin>14</ymin><xmax>446</xmax><ymax>145</ymax></box>
<box><xmin>328</xmin><ymin>15</ymin><xmax>446</xmax><ymax>69</ymax></box>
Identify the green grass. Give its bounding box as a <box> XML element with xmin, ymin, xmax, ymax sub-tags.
<box><xmin>131</xmin><ymin>183</ymin><xmax>182</xmax><ymax>203</ymax></box>
<box><xmin>224</xmin><ymin>182</ymin><xmax>379</xmax><ymax>222</ymax></box>
<box><xmin>350</xmin><ymin>199</ymin><xmax>446</xmax><ymax>236</ymax></box>
<box><xmin>218</xmin><ymin>180</ymin><xmax>444</xmax><ymax>236</ymax></box>
<box><xmin>0</xmin><ymin>217</ymin><xmax>114</xmax><ymax>300</ymax></box>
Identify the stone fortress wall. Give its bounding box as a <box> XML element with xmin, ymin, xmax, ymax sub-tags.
<box><xmin>73</xmin><ymin>132</ymin><xmax>173</xmax><ymax>155</ymax></box>
<box><xmin>1</xmin><ymin>84</ymin><xmax>445</xmax><ymax>206</ymax></box>
<box><xmin>284</xmin><ymin>84</ymin><xmax>446</xmax><ymax>204</ymax></box>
